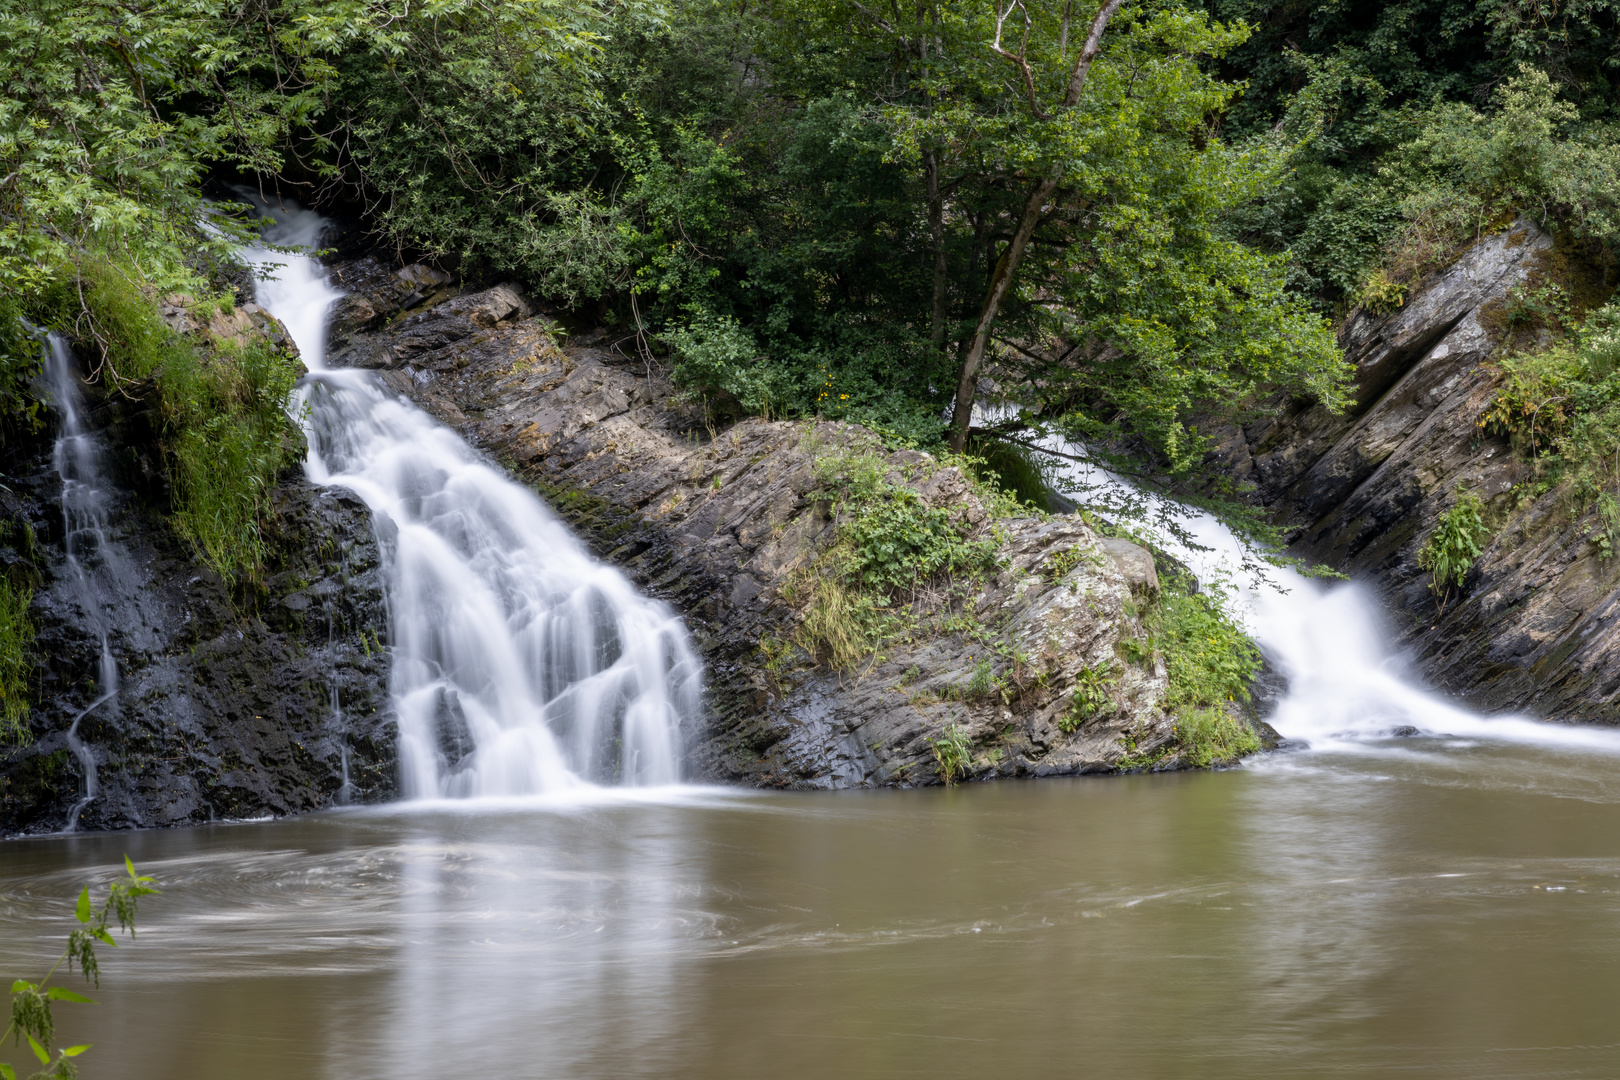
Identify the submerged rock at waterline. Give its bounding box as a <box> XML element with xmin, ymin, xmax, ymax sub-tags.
<box><xmin>327</xmin><ymin>272</ymin><xmax>1261</xmax><ymax>786</ymax></box>
<box><xmin>1209</xmin><ymin>220</ymin><xmax>1620</xmax><ymax>724</ymax></box>
<box><xmin>0</xmin><ymin>329</ymin><xmax>395</xmax><ymax>835</ymax></box>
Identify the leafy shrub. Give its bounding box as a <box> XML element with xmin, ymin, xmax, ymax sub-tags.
<box><xmin>926</xmin><ymin>722</ymin><xmax>973</xmax><ymax>786</ymax></box>
<box><xmin>1417</xmin><ymin>491</ymin><xmax>1489</xmax><ymax>606</ymax></box>
<box><xmin>2</xmin><ymin>858</ymin><xmax>157</xmax><ymax>1080</ymax></box>
<box><xmin>666</xmin><ymin>310</ymin><xmax>781</xmax><ymax>418</ymax></box>
<box><xmin>0</xmin><ymin>576</ymin><xmax>34</xmax><ymax>744</ymax></box>
<box><xmin>1175</xmin><ymin>707</ymin><xmax>1262</xmax><ymax>769</ymax></box>
<box><xmin>841</xmin><ymin>489</ymin><xmax>996</xmax><ymax>592</ymax></box>
<box><xmin>1151</xmin><ymin>576</ymin><xmax>1261</xmax><ymax>712</ymax></box>
<box><xmin>786</xmin><ymin>443</ymin><xmax>1006</xmax><ymax>669</ymax></box>
<box><xmin>1480</xmin><ymin>345</ymin><xmax>1588</xmax><ymax>453</ymax></box>
<box><xmin>1476</xmin><ymin>302</ymin><xmax>1620</xmax><ymax>556</ymax></box>
<box><xmin>814</xmin><ymin>447</ymin><xmax>999</xmax><ymax>591</ymax></box>
<box><xmin>1352</xmin><ymin>268</ymin><xmax>1408</xmax><ymax>314</ymax></box>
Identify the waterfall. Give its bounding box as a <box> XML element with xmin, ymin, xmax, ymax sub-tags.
<box><xmin>239</xmin><ymin>196</ymin><xmax>701</xmax><ymax>797</ymax></box>
<box><xmin>42</xmin><ymin>332</ymin><xmax>120</xmax><ymax>829</ymax></box>
<box><xmin>1026</xmin><ymin>423</ymin><xmax>1620</xmax><ymax>753</ymax></box>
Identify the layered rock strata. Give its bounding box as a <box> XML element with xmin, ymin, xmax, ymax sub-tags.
<box><xmin>324</xmin><ymin>272</ymin><xmax>1203</xmax><ymax>786</ymax></box>
<box><xmin>1210</xmin><ymin>222</ymin><xmax>1620</xmax><ymax>721</ymax></box>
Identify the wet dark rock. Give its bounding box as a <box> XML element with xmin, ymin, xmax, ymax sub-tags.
<box><xmin>0</xmin><ymin>347</ymin><xmax>394</xmax><ymax>836</ymax></box>
<box><xmin>1207</xmin><ymin>221</ymin><xmax>1620</xmax><ymax>724</ymax></box>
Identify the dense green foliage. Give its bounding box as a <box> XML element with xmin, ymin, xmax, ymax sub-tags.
<box><xmin>2</xmin><ymin>0</ymin><xmax>1356</xmax><ymax>474</ymax></box>
<box><xmin>8</xmin><ymin>0</ymin><xmax>1620</xmax><ymax>592</ymax></box>
<box><xmin>1151</xmin><ymin>572</ymin><xmax>1260</xmax><ymax>712</ymax></box>
<box><xmin>1110</xmin><ymin>567</ymin><xmax>1262</xmax><ymax>770</ymax></box>
<box><xmin>1216</xmin><ymin>0</ymin><xmax>1620</xmax><ymax>313</ymax></box>
<box><xmin>2</xmin><ymin>859</ymin><xmax>156</xmax><ymax>1080</ymax></box>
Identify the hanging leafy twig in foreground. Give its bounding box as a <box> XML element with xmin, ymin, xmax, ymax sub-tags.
<box><xmin>3</xmin><ymin>858</ymin><xmax>158</xmax><ymax>1080</ymax></box>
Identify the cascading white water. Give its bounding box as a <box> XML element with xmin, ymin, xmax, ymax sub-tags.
<box><xmin>238</xmin><ymin>195</ymin><xmax>701</xmax><ymax>798</ymax></box>
<box><xmin>42</xmin><ymin>331</ymin><xmax>120</xmax><ymax>828</ymax></box>
<box><xmin>1020</xmin><ymin>421</ymin><xmax>1620</xmax><ymax>754</ymax></box>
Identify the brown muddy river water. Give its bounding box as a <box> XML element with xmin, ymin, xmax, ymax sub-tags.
<box><xmin>6</xmin><ymin>740</ymin><xmax>1620</xmax><ymax>1079</ymax></box>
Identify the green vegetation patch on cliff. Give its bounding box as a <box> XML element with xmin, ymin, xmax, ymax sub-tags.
<box><xmin>781</xmin><ymin>431</ymin><xmax>1021</xmax><ymax>671</ymax></box>
<box><xmin>1482</xmin><ymin>300</ymin><xmax>1620</xmax><ymax>557</ymax></box>
<box><xmin>1117</xmin><ymin>566</ymin><xmax>1262</xmax><ymax>770</ymax></box>
<box><xmin>34</xmin><ymin>258</ymin><xmax>304</xmax><ymax>585</ymax></box>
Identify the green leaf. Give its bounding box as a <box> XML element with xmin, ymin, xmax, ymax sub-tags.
<box><xmin>62</xmin><ymin>1046</ymin><xmax>90</xmax><ymax>1058</ymax></box>
<box><xmin>0</xmin><ymin>1060</ymin><xmax>16</xmax><ymax>1079</ymax></box>
<box><xmin>74</xmin><ymin>889</ymin><xmax>90</xmax><ymax>925</ymax></box>
<box><xmin>26</xmin><ymin>1036</ymin><xmax>47</xmax><ymax>1066</ymax></box>
<box><xmin>45</xmin><ymin>989</ymin><xmax>93</xmax><ymax>1004</ymax></box>
<box><xmin>9</xmin><ymin>980</ymin><xmax>34</xmax><ymax>994</ymax></box>
<box><xmin>90</xmin><ymin>929</ymin><xmax>116</xmax><ymax>947</ymax></box>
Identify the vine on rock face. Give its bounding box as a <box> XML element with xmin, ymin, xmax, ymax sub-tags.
<box><xmin>1418</xmin><ymin>491</ymin><xmax>1489</xmax><ymax>612</ymax></box>
<box><xmin>2</xmin><ymin>859</ymin><xmax>157</xmax><ymax>1080</ymax></box>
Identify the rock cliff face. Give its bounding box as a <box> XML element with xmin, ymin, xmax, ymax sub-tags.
<box><xmin>322</xmin><ymin>268</ymin><xmax>1209</xmax><ymax>786</ymax></box>
<box><xmin>1</xmin><ymin>251</ymin><xmax>1265</xmax><ymax>835</ymax></box>
<box><xmin>1210</xmin><ymin>222</ymin><xmax>1620</xmax><ymax>722</ymax></box>
<box><xmin>0</xmin><ymin>334</ymin><xmax>394</xmax><ymax>835</ymax></box>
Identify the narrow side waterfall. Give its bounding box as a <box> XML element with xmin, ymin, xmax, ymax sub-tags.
<box><xmin>241</xmin><ymin>199</ymin><xmax>701</xmax><ymax>797</ymax></box>
<box><xmin>1027</xmin><ymin>424</ymin><xmax>1620</xmax><ymax>753</ymax></box>
<box><xmin>43</xmin><ymin>332</ymin><xmax>119</xmax><ymax>828</ymax></box>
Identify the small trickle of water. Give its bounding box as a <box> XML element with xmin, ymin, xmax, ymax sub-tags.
<box><xmin>240</xmin><ymin>195</ymin><xmax>703</xmax><ymax>798</ymax></box>
<box><xmin>43</xmin><ymin>332</ymin><xmax>120</xmax><ymax>829</ymax></box>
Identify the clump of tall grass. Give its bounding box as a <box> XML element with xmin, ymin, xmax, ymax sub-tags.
<box><xmin>36</xmin><ymin>256</ymin><xmax>304</xmax><ymax>585</ymax></box>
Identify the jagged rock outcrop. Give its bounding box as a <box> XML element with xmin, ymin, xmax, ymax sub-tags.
<box><xmin>324</xmin><ymin>272</ymin><xmax>1211</xmax><ymax>786</ymax></box>
<box><xmin>0</xmin><ymin>332</ymin><xmax>394</xmax><ymax>835</ymax></box>
<box><xmin>1211</xmin><ymin>221</ymin><xmax>1620</xmax><ymax>722</ymax></box>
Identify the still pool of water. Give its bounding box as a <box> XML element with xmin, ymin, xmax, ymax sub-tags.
<box><xmin>6</xmin><ymin>740</ymin><xmax>1620</xmax><ymax>1079</ymax></box>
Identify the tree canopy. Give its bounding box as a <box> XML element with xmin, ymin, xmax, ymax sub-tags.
<box><xmin>7</xmin><ymin>0</ymin><xmax>1619</xmax><ymax>481</ymax></box>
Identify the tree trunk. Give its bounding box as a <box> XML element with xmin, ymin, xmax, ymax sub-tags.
<box><xmin>945</xmin><ymin>0</ymin><xmax>1122</xmax><ymax>451</ymax></box>
<box><xmin>947</xmin><ymin>177</ymin><xmax>1058</xmax><ymax>451</ymax></box>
